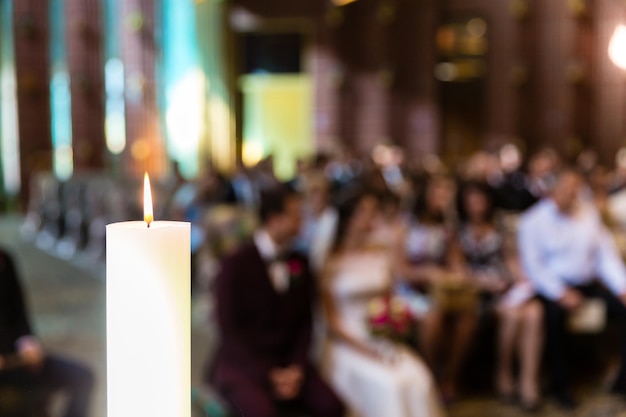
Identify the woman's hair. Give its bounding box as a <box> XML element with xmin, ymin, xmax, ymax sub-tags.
<box><xmin>411</xmin><ymin>175</ymin><xmax>449</xmax><ymax>224</ymax></box>
<box><xmin>456</xmin><ymin>181</ymin><xmax>496</xmax><ymax>224</ymax></box>
<box><xmin>331</xmin><ymin>188</ymin><xmax>379</xmax><ymax>252</ymax></box>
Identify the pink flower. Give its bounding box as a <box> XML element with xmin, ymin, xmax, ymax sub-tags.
<box><xmin>368</xmin><ymin>297</ymin><xmax>390</xmax><ymax>326</ymax></box>
<box><xmin>287</xmin><ymin>259</ymin><xmax>303</xmax><ymax>277</ymax></box>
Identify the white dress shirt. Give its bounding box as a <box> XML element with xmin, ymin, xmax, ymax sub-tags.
<box><xmin>254</xmin><ymin>230</ymin><xmax>290</xmax><ymax>293</ymax></box>
<box><xmin>309</xmin><ymin>208</ymin><xmax>338</xmax><ymax>274</ymax></box>
<box><xmin>518</xmin><ymin>199</ymin><xmax>626</xmax><ymax>300</ymax></box>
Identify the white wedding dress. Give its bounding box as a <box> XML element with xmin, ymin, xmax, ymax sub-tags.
<box><xmin>323</xmin><ymin>251</ymin><xmax>445</xmax><ymax>417</ymax></box>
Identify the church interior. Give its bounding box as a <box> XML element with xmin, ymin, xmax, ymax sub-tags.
<box><xmin>2</xmin><ymin>0</ymin><xmax>626</xmax><ymax>416</ymax></box>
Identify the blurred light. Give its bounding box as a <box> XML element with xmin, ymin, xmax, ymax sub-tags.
<box><xmin>165</xmin><ymin>69</ymin><xmax>204</xmax><ymax>175</ymax></box>
<box><xmin>500</xmin><ymin>144</ymin><xmax>521</xmax><ymax>172</ymax></box>
<box><xmin>50</xmin><ymin>71</ymin><xmax>73</xmax><ymax>180</ymax></box>
<box><xmin>54</xmin><ymin>145</ymin><xmax>73</xmax><ymax>181</ymax></box>
<box><xmin>332</xmin><ymin>0</ymin><xmax>359</xmax><ymax>6</ymax></box>
<box><xmin>0</xmin><ymin>0</ymin><xmax>20</xmax><ymax>195</ymax></box>
<box><xmin>105</xmin><ymin>59</ymin><xmax>125</xmax><ymax>95</ymax></box>
<box><xmin>510</xmin><ymin>0</ymin><xmax>529</xmax><ymax>19</ymax></box>
<box><xmin>105</xmin><ymin>59</ymin><xmax>127</xmax><ymax>155</ymax></box>
<box><xmin>455</xmin><ymin>59</ymin><xmax>487</xmax><ymax>78</ymax></box>
<box><xmin>434</xmin><ymin>62</ymin><xmax>458</xmax><ymax>82</ymax></box>
<box><xmin>106</xmin><ymin>112</ymin><xmax>126</xmax><ymax>154</ymax></box>
<box><xmin>466</xmin><ymin>18</ymin><xmax>487</xmax><ymax>38</ymax></box>
<box><xmin>229</xmin><ymin>6</ymin><xmax>261</xmax><ymax>31</ymax></box>
<box><xmin>242</xmin><ymin>140</ymin><xmax>264</xmax><ymax>167</ymax></box>
<box><xmin>460</xmin><ymin>37</ymin><xmax>488</xmax><ymax>56</ymax></box>
<box><xmin>131</xmin><ymin>139</ymin><xmax>151</xmax><ymax>161</ymax></box>
<box><xmin>609</xmin><ymin>25</ymin><xmax>626</xmax><ymax>70</ymax></box>
<box><xmin>436</xmin><ymin>27</ymin><xmax>456</xmax><ymax>54</ymax></box>
<box><xmin>616</xmin><ymin>147</ymin><xmax>626</xmax><ymax>169</ymax></box>
<box><xmin>208</xmin><ymin>96</ymin><xmax>234</xmax><ymax>173</ymax></box>
<box><xmin>568</xmin><ymin>0</ymin><xmax>586</xmax><ymax>16</ymax></box>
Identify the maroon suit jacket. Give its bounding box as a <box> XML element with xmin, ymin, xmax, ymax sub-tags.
<box><xmin>207</xmin><ymin>241</ymin><xmax>314</xmax><ymax>386</ymax></box>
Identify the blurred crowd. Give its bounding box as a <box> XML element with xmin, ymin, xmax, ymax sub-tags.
<box><xmin>178</xmin><ymin>145</ymin><xmax>626</xmax><ymax>291</ymax></box>
<box><xmin>10</xmin><ymin>142</ymin><xmax>626</xmax><ymax>416</ymax></box>
<box><xmin>175</xmin><ymin>144</ymin><xmax>626</xmax><ymax>416</ymax></box>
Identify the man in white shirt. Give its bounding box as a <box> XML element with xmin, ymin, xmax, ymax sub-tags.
<box><xmin>518</xmin><ymin>169</ymin><xmax>626</xmax><ymax>408</ymax></box>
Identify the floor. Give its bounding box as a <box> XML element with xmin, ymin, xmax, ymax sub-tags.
<box><xmin>2</xmin><ymin>215</ymin><xmax>626</xmax><ymax>417</ymax></box>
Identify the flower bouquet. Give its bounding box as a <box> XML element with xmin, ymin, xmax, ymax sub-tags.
<box><xmin>366</xmin><ymin>295</ymin><xmax>414</xmax><ymax>344</ymax></box>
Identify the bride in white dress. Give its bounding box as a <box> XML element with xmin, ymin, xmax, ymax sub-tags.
<box><xmin>321</xmin><ymin>190</ymin><xmax>445</xmax><ymax>417</ymax></box>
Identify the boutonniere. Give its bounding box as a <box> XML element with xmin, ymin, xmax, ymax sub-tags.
<box><xmin>287</xmin><ymin>258</ymin><xmax>305</xmax><ymax>285</ymax></box>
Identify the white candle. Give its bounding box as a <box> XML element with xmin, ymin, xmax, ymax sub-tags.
<box><xmin>106</xmin><ymin>173</ymin><xmax>191</xmax><ymax>417</ymax></box>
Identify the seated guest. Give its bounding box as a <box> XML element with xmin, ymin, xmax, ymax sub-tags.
<box><xmin>393</xmin><ymin>175</ymin><xmax>474</xmax><ymax>402</ymax></box>
<box><xmin>0</xmin><ymin>248</ymin><xmax>94</xmax><ymax>417</ymax></box>
<box><xmin>525</xmin><ymin>149</ymin><xmax>560</xmax><ymax>203</ymax></box>
<box><xmin>297</xmin><ymin>173</ymin><xmax>338</xmax><ymax>274</ymax></box>
<box><xmin>518</xmin><ymin>169</ymin><xmax>626</xmax><ymax>409</ymax></box>
<box><xmin>322</xmin><ymin>190</ymin><xmax>444</xmax><ymax>417</ymax></box>
<box><xmin>207</xmin><ymin>186</ymin><xmax>344</xmax><ymax>417</ymax></box>
<box><xmin>370</xmin><ymin>191</ymin><xmax>404</xmax><ymax>249</ymax></box>
<box><xmin>457</xmin><ymin>182</ymin><xmax>542</xmax><ymax>411</ymax></box>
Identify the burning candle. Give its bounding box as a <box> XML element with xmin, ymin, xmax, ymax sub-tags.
<box><xmin>106</xmin><ymin>173</ymin><xmax>191</xmax><ymax>417</ymax></box>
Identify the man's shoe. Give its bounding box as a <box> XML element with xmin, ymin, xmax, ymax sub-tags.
<box><xmin>555</xmin><ymin>392</ymin><xmax>579</xmax><ymax>410</ymax></box>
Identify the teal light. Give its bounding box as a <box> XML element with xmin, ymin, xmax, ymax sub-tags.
<box><xmin>161</xmin><ymin>0</ymin><xmax>202</xmax><ymax>178</ymax></box>
<box><xmin>49</xmin><ymin>0</ymin><xmax>73</xmax><ymax>180</ymax></box>
<box><xmin>103</xmin><ymin>0</ymin><xmax>126</xmax><ymax>159</ymax></box>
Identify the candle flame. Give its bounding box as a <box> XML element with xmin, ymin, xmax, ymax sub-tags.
<box><xmin>144</xmin><ymin>172</ymin><xmax>153</xmax><ymax>227</ymax></box>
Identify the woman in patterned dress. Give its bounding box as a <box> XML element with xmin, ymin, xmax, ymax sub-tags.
<box><xmin>457</xmin><ymin>181</ymin><xmax>543</xmax><ymax>411</ymax></box>
<box><xmin>393</xmin><ymin>175</ymin><xmax>475</xmax><ymax>402</ymax></box>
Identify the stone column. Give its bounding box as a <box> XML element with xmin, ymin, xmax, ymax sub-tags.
<box><xmin>389</xmin><ymin>0</ymin><xmax>439</xmax><ymax>156</ymax></box>
<box><xmin>307</xmin><ymin>14</ymin><xmax>341</xmax><ymax>154</ymax></box>
<box><xmin>119</xmin><ymin>0</ymin><xmax>166</xmax><ymax>177</ymax></box>
<box><xmin>335</xmin><ymin>0</ymin><xmax>389</xmax><ymax>157</ymax></box>
<box><xmin>13</xmin><ymin>0</ymin><xmax>53</xmax><ymax>205</ymax></box>
<box><xmin>483</xmin><ymin>0</ymin><xmax>519</xmax><ymax>147</ymax></box>
<box><xmin>529</xmin><ymin>0</ymin><xmax>577</xmax><ymax>156</ymax></box>
<box><xmin>352</xmin><ymin>71</ymin><xmax>389</xmax><ymax>155</ymax></box>
<box><xmin>66</xmin><ymin>0</ymin><xmax>105</xmax><ymax>171</ymax></box>
<box><xmin>592</xmin><ymin>0</ymin><xmax>626</xmax><ymax>162</ymax></box>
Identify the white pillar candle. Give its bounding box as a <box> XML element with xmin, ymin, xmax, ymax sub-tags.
<box><xmin>106</xmin><ymin>173</ymin><xmax>191</xmax><ymax>417</ymax></box>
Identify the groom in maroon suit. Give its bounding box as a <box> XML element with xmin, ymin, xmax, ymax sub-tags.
<box><xmin>207</xmin><ymin>186</ymin><xmax>344</xmax><ymax>417</ymax></box>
